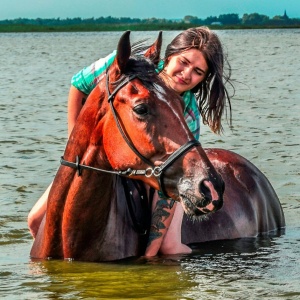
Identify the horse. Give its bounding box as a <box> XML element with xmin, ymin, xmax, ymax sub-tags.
<box><xmin>182</xmin><ymin>148</ymin><xmax>285</xmax><ymax>245</ymax></box>
<box><xmin>30</xmin><ymin>31</ymin><xmax>285</xmax><ymax>262</ymax></box>
<box><xmin>30</xmin><ymin>31</ymin><xmax>225</xmax><ymax>262</ymax></box>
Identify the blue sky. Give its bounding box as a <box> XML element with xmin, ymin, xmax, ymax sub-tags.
<box><xmin>1</xmin><ymin>0</ymin><xmax>299</xmax><ymax>20</ymax></box>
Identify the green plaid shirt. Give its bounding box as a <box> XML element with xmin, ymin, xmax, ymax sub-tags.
<box><xmin>71</xmin><ymin>51</ymin><xmax>200</xmax><ymax>140</ymax></box>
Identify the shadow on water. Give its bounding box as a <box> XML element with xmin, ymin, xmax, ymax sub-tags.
<box><xmin>20</xmin><ymin>231</ymin><xmax>300</xmax><ymax>300</ymax></box>
<box><xmin>188</xmin><ymin>229</ymin><xmax>286</xmax><ymax>256</ymax></box>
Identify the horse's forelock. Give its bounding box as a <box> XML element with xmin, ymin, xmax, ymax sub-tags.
<box><xmin>112</xmin><ymin>55</ymin><xmax>158</xmax><ymax>92</ymax></box>
<box><xmin>112</xmin><ymin>40</ymin><xmax>165</xmax><ymax>94</ymax></box>
<box><xmin>128</xmin><ymin>40</ymin><xmax>159</xmax><ymax>81</ymax></box>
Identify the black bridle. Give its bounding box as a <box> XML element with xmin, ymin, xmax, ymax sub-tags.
<box><xmin>61</xmin><ymin>70</ymin><xmax>201</xmax><ymax>199</ymax></box>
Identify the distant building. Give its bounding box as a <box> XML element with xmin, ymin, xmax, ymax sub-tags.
<box><xmin>283</xmin><ymin>10</ymin><xmax>289</xmax><ymax>20</ymax></box>
<box><xmin>211</xmin><ymin>22</ymin><xmax>222</xmax><ymax>26</ymax></box>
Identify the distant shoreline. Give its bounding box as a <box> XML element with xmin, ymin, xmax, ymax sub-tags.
<box><xmin>1</xmin><ymin>23</ymin><xmax>299</xmax><ymax>33</ymax></box>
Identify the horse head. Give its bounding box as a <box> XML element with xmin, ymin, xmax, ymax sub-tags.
<box><xmin>67</xmin><ymin>31</ymin><xmax>224</xmax><ymax>217</ymax></box>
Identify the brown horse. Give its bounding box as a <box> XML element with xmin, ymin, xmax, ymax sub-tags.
<box><xmin>30</xmin><ymin>31</ymin><xmax>285</xmax><ymax>262</ymax></box>
<box><xmin>182</xmin><ymin>148</ymin><xmax>285</xmax><ymax>245</ymax></box>
<box><xmin>30</xmin><ymin>31</ymin><xmax>225</xmax><ymax>262</ymax></box>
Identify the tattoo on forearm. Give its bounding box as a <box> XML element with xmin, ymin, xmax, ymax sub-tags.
<box><xmin>147</xmin><ymin>199</ymin><xmax>174</xmax><ymax>246</ymax></box>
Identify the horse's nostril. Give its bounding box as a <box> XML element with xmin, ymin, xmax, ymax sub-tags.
<box><xmin>212</xmin><ymin>199</ymin><xmax>223</xmax><ymax>210</ymax></box>
<box><xmin>200</xmin><ymin>179</ymin><xmax>221</xmax><ymax>201</ymax></box>
<box><xmin>198</xmin><ymin>179</ymin><xmax>224</xmax><ymax>210</ymax></box>
<box><xmin>199</xmin><ymin>180</ymin><xmax>212</xmax><ymax>200</ymax></box>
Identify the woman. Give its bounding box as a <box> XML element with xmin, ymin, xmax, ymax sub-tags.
<box><xmin>28</xmin><ymin>27</ymin><xmax>232</xmax><ymax>256</ymax></box>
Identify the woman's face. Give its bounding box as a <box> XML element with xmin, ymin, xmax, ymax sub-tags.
<box><xmin>162</xmin><ymin>48</ymin><xmax>209</xmax><ymax>94</ymax></box>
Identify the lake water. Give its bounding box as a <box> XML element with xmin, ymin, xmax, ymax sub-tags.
<box><xmin>0</xmin><ymin>29</ymin><xmax>299</xmax><ymax>299</ymax></box>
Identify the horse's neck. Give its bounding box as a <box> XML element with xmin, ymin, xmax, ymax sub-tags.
<box><xmin>38</xmin><ymin>164</ymin><xmax>115</xmax><ymax>259</ymax></box>
<box><xmin>59</xmin><ymin>165</ymin><xmax>114</xmax><ymax>232</ymax></box>
<box><xmin>47</xmin><ymin>168</ymin><xmax>145</xmax><ymax>261</ymax></box>
<box><xmin>37</xmin><ymin>82</ymin><xmax>150</xmax><ymax>260</ymax></box>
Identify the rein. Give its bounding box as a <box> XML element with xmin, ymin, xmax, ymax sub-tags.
<box><xmin>61</xmin><ymin>69</ymin><xmax>201</xmax><ymax>199</ymax></box>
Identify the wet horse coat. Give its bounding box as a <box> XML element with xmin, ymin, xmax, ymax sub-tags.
<box><xmin>182</xmin><ymin>148</ymin><xmax>285</xmax><ymax>244</ymax></box>
<box><xmin>30</xmin><ymin>31</ymin><xmax>285</xmax><ymax>262</ymax></box>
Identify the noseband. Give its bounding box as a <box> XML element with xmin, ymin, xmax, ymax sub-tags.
<box><xmin>61</xmin><ymin>70</ymin><xmax>201</xmax><ymax>199</ymax></box>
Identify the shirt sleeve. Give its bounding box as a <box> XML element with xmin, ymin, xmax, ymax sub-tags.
<box><xmin>71</xmin><ymin>50</ymin><xmax>117</xmax><ymax>95</ymax></box>
<box><xmin>182</xmin><ymin>91</ymin><xmax>200</xmax><ymax>140</ymax></box>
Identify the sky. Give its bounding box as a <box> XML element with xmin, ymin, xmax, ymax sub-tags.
<box><xmin>1</xmin><ymin>0</ymin><xmax>299</xmax><ymax>20</ymax></box>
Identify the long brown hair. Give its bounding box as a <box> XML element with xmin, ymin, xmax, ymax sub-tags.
<box><xmin>164</xmin><ymin>27</ymin><xmax>233</xmax><ymax>134</ymax></box>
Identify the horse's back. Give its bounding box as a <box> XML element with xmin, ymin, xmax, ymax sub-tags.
<box><xmin>182</xmin><ymin>148</ymin><xmax>285</xmax><ymax>244</ymax></box>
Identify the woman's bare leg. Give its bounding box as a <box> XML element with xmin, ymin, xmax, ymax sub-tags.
<box><xmin>28</xmin><ymin>182</ymin><xmax>52</xmax><ymax>238</ymax></box>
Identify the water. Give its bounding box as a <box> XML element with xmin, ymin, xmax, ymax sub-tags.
<box><xmin>0</xmin><ymin>29</ymin><xmax>299</xmax><ymax>299</ymax></box>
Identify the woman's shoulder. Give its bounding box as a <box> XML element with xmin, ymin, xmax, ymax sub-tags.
<box><xmin>93</xmin><ymin>50</ymin><xmax>117</xmax><ymax>73</ymax></box>
<box><xmin>71</xmin><ymin>50</ymin><xmax>117</xmax><ymax>94</ymax></box>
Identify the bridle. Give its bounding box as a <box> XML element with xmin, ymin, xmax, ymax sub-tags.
<box><xmin>60</xmin><ymin>69</ymin><xmax>201</xmax><ymax>199</ymax></box>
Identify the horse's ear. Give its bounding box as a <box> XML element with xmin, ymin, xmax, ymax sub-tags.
<box><xmin>144</xmin><ymin>31</ymin><xmax>162</xmax><ymax>66</ymax></box>
<box><xmin>114</xmin><ymin>31</ymin><xmax>131</xmax><ymax>76</ymax></box>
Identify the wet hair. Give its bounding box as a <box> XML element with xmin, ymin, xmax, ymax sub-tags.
<box><xmin>163</xmin><ymin>27</ymin><xmax>233</xmax><ymax>134</ymax></box>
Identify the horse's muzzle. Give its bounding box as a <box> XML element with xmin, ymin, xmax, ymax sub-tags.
<box><xmin>178</xmin><ymin>177</ymin><xmax>224</xmax><ymax>217</ymax></box>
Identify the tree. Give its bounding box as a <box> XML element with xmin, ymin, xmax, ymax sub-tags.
<box><xmin>218</xmin><ymin>13</ymin><xmax>240</xmax><ymax>25</ymax></box>
<box><xmin>242</xmin><ymin>13</ymin><xmax>269</xmax><ymax>25</ymax></box>
<box><xmin>204</xmin><ymin>16</ymin><xmax>218</xmax><ymax>25</ymax></box>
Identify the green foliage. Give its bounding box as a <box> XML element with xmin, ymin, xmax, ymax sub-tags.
<box><xmin>242</xmin><ymin>13</ymin><xmax>270</xmax><ymax>25</ymax></box>
<box><xmin>0</xmin><ymin>12</ymin><xmax>299</xmax><ymax>32</ymax></box>
<box><xmin>219</xmin><ymin>13</ymin><xmax>241</xmax><ymax>25</ymax></box>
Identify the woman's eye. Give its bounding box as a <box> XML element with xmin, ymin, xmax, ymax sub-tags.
<box><xmin>133</xmin><ymin>104</ymin><xmax>149</xmax><ymax>116</ymax></box>
<box><xmin>195</xmin><ymin>70</ymin><xmax>203</xmax><ymax>76</ymax></box>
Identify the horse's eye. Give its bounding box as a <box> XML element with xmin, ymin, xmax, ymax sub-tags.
<box><xmin>133</xmin><ymin>104</ymin><xmax>149</xmax><ymax>116</ymax></box>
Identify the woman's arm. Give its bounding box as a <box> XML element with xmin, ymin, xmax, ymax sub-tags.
<box><xmin>28</xmin><ymin>182</ymin><xmax>53</xmax><ymax>238</ymax></box>
<box><xmin>145</xmin><ymin>196</ymin><xmax>176</xmax><ymax>256</ymax></box>
<box><xmin>67</xmin><ymin>85</ymin><xmax>88</xmax><ymax>137</ymax></box>
<box><xmin>145</xmin><ymin>192</ymin><xmax>192</xmax><ymax>256</ymax></box>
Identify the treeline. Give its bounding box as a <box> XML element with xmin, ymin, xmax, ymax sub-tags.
<box><xmin>1</xmin><ymin>12</ymin><xmax>300</xmax><ymax>26</ymax></box>
<box><xmin>184</xmin><ymin>12</ymin><xmax>299</xmax><ymax>26</ymax></box>
<box><xmin>0</xmin><ymin>12</ymin><xmax>299</xmax><ymax>32</ymax></box>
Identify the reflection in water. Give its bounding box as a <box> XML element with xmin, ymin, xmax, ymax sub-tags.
<box><xmin>27</xmin><ymin>257</ymin><xmax>195</xmax><ymax>299</ymax></box>
<box><xmin>19</xmin><ymin>233</ymin><xmax>298</xmax><ymax>299</ymax></box>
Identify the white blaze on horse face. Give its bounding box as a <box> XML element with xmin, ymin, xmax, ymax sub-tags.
<box><xmin>152</xmin><ymin>82</ymin><xmax>191</xmax><ymax>139</ymax></box>
<box><xmin>152</xmin><ymin>82</ymin><xmax>167</xmax><ymax>100</ymax></box>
